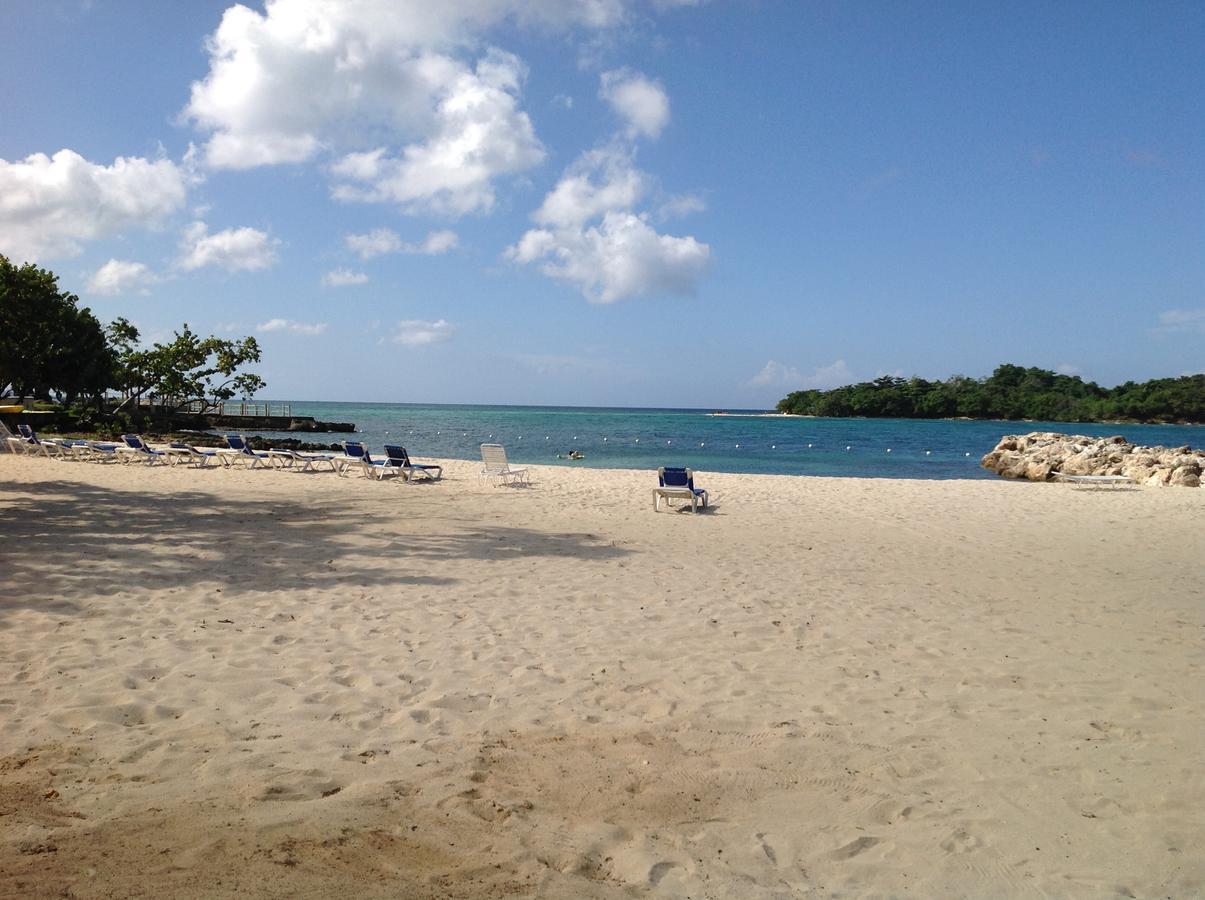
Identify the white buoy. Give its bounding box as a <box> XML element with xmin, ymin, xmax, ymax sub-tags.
<box><xmin>925</xmin><ymin>450</ymin><xmax>931</xmax><ymax>455</ymax></box>
<box><xmin>667</xmin><ymin>440</ymin><xmax>672</xmax><ymax>444</ymax></box>
<box><xmin>845</xmin><ymin>445</ymin><xmax>851</xmax><ymax>451</ymax></box>
<box><xmin>771</xmin><ymin>444</ymin><xmax>776</xmax><ymax>449</ymax></box>
<box><xmin>965</xmin><ymin>452</ymin><xmax>970</xmax><ymax>457</ymax></box>
<box><xmin>735</xmin><ymin>443</ymin><xmax>740</xmax><ymax>449</ymax></box>
<box><xmin>635</xmin><ymin>438</ymin><xmax>639</xmax><ymax>443</ymax></box>
<box><xmin>545</xmin><ymin>436</ymin><xmax>550</xmax><ymax>440</ymax></box>
<box><xmin>603</xmin><ymin>437</ymin><xmax>607</xmax><ymax>442</ymax></box>
<box><xmin>807</xmin><ymin>443</ymin><xmax>812</xmax><ymax>448</ymax></box>
<box><xmin>886</xmin><ymin>448</ymin><xmax>892</xmax><ymax>453</ymax></box>
<box><xmin>700</xmin><ymin>442</ymin><xmax>705</xmax><ymax>447</ymax></box>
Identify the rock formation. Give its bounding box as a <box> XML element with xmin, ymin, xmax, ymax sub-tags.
<box><xmin>981</xmin><ymin>432</ymin><xmax>1203</xmax><ymax>487</ymax></box>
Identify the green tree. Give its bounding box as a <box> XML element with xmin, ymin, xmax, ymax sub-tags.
<box><xmin>117</xmin><ymin>324</ymin><xmax>265</xmax><ymax>420</ymax></box>
<box><xmin>0</xmin><ymin>254</ymin><xmax>114</xmax><ymax>401</ymax></box>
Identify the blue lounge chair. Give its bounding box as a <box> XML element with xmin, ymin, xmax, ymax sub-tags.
<box><xmin>384</xmin><ymin>445</ymin><xmax>442</xmax><ymax>482</ymax></box>
<box><xmin>120</xmin><ymin>434</ymin><xmax>169</xmax><ymax>465</ymax></box>
<box><xmin>15</xmin><ymin>424</ymin><xmax>69</xmax><ymax>458</ymax></box>
<box><xmin>165</xmin><ymin>441</ymin><xmax>221</xmax><ymax>468</ymax></box>
<box><xmin>217</xmin><ymin>434</ymin><xmax>272</xmax><ymax>468</ymax></box>
<box><xmin>340</xmin><ymin>440</ymin><xmax>393</xmax><ymax>479</ymax></box>
<box><xmin>265</xmin><ymin>447</ymin><xmax>343</xmax><ymax>473</ymax></box>
<box><xmin>653</xmin><ymin>467</ymin><xmax>708</xmax><ymax>512</ymax></box>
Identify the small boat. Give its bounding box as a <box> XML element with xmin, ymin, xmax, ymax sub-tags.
<box><xmin>0</xmin><ymin>405</ymin><xmax>23</xmax><ymax>415</ymax></box>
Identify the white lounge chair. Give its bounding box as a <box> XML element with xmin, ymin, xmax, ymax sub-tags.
<box><xmin>480</xmin><ymin>443</ymin><xmax>528</xmax><ymax>486</ymax></box>
<box><xmin>1052</xmin><ymin>472</ymin><xmax>1134</xmax><ymax>489</ymax></box>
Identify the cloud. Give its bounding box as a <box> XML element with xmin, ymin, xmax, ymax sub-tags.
<box><xmin>328</xmin><ymin>50</ymin><xmax>544</xmax><ymax>216</ymax></box>
<box><xmin>256</xmin><ymin>318</ymin><xmax>327</xmax><ymax>335</ymax></box>
<box><xmin>753</xmin><ymin>359</ymin><xmax>853</xmax><ymax>390</ymax></box>
<box><xmin>533</xmin><ymin>145</ymin><xmax>648</xmax><ymax>228</ymax></box>
<box><xmin>747</xmin><ymin>360</ymin><xmax>803</xmax><ymax>388</ymax></box>
<box><xmin>600</xmin><ymin>69</ymin><xmax>670</xmax><ymax>140</ymax></box>
<box><xmin>346</xmin><ymin>227</ymin><xmax>458</xmax><ymax>259</ymax></box>
<box><xmin>511</xmin><ymin>211</ymin><xmax>708</xmax><ymax>303</ymax></box>
<box><xmin>389</xmin><ymin>318</ymin><xmax>454</xmax><ymax>346</ymax></box>
<box><xmin>178</xmin><ymin>221</ymin><xmax>280</xmax><ymax>272</ymax></box>
<box><xmin>321</xmin><ymin>268</ymin><xmax>369</xmax><ymax>287</ymax></box>
<box><xmin>86</xmin><ymin>259</ymin><xmax>160</xmax><ymax>296</ymax></box>
<box><xmin>799</xmin><ymin>360</ymin><xmax>854</xmax><ymax>389</ymax></box>
<box><xmin>1055</xmin><ymin>363</ymin><xmax>1082</xmax><ymax>376</ymax></box>
<box><xmin>417</xmin><ymin>229</ymin><xmax>459</xmax><ymax>254</ymax></box>
<box><xmin>1155</xmin><ymin>308</ymin><xmax>1205</xmax><ymax>333</ymax></box>
<box><xmin>656</xmin><ymin>192</ymin><xmax>705</xmax><ymax>220</ymax></box>
<box><xmin>346</xmin><ymin>228</ymin><xmax>403</xmax><ymax>259</ymax></box>
<box><xmin>0</xmin><ymin>149</ymin><xmax>187</xmax><ymax>262</ymax></box>
<box><xmin>184</xmin><ymin>4</ymin><xmax>583</xmax><ymax>215</ymax></box>
<box><xmin>508</xmin><ymin>145</ymin><xmax>709</xmax><ymax>302</ymax></box>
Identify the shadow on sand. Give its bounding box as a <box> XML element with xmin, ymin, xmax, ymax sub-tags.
<box><xmin>0</xmin><ymin>478</ymin><xmax>632</xmax><ymax>625</ymax></box>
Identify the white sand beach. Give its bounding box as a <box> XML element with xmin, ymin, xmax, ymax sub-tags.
<box><xmin>1</xmin><ymin>454</ymin><xmax>1202</xmax><ymax>898</ymax></box>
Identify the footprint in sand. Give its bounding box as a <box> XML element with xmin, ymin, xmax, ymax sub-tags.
<box><xmin>940</xmin><ymin>829</ymin><xmax>982</xmax><ymax>854</ymax></box>
<box><xmin>832</xmin><ymin>836</ymin><xmax>880</xmax><ymax>859</ymax></box>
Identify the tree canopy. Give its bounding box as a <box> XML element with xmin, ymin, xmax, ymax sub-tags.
<box><xmin>0</xmin><ymin>254</ymin><xmax>265</xmax><ymax>418</ymax></box>
<box><xmin>777</xmin><ymin>364</ymin><xmax>1205</xmax><ymax>424</ymax></box>
<box><xmin>0</xmin><ymin>256</ymin><xmax>115</xmax><ymax>403</ymax></box>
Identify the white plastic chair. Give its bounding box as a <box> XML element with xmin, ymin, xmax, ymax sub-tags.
<box><xmin>480</xmin><ymin>443</ymin><xmax>529</xmax><ymax>486</ymax></box>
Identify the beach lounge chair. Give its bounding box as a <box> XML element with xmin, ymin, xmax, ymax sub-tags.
<box><xmin>339</xmin><ymin>440</ymin><xmax>393</xmax><ymax>479</ymax></box>
<box><xmin>265</xmin><ymin>447</ymin><xmax>344</xmax><ymax>473</ymax></box>
<box><xmin>216</xmin><ymin>434</ymin><xmax>271</xmax><ymax>468</ymax></box>
<box><xmin>480</xmin><ymin>443</ymin><xmax>528</xmax><ymax>486</ymax></box>
<box><xmin>1051</xmin><ymin>471</ymin><xmax>1134</xmax><ymax>489</ymax></box>
<box><xmin>164</xmin><ymin>441</ymin><xmax>222</xmax><ymax>468</ymax></box>
<box><xmin>119</xmin><ymin>434</ymin><xmax>170</xmax><ymax>465</ymax></box>
<box><xmin>653</xmin><ymin>467</ymin><xmax>708</xmax><ymax>512</ymax></box>
<box><xmin>383</xmin><ymin>445</ymin><xmax>442</xmax><ymax>482</ymax></box>
<box><xmin>15</xmin><ymin>424</ymin><xmax>70</xmax><ymax>458</ymax></box>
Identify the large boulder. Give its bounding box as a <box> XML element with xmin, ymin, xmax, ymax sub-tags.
<box><xmin>981</xmin><ymin>432</ymin><xmax>1204</xmax><ymax>487</ymax></box>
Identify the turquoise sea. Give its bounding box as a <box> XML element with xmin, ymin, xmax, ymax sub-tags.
<box><xmin>239</xmin><ymin>402</ymin><xmax>1205</xmax><ymax>481</ymax></box>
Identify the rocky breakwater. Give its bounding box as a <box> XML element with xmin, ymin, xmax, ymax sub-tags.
<box><xmin>981</xmin><ymin>432</ymin><xmax>1203</xmax><ymax>487</ymax></box>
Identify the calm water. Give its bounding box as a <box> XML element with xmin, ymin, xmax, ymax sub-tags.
<box><xmin>242</xmin><ymin>402</ymin><xmax>1204</xmax><ymax>480</ymax></box>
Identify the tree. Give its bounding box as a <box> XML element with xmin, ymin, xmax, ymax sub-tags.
<box><xmin>118</xmin><ymin>324</ymin><xmax>265</xmax><ymax>418</ymax></box>
<box><xmin>0</xmin><ymin>254</ymin><xmax>113</xmax><ymax>401</ymax></box>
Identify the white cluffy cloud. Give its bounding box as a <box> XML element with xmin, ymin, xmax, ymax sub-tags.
<box><xmin>257</xmin><ymin>318</ymin><xmax>327</xmax><ymax>335</ymax></box>
<box><xmin>1156</xmin><ymin>308</ymin><xmax>1205</xmax><ymax>333</ymax></box>
<box><xmin>0</xmin><ymin>149</ymin><xmax>187</xmax><ymax>262</ymax></box>
<box><xmin>346</xmin><ymin>228</ymin><xmax>403</xmax><ymax>259</ymax></box>
<box><xmin>749</xmin><ymin>359</ymin><xmax>853</xmax><ymax>390</ymax></box>
<box><xmin>747</xmin><ymin>360</ymin><xmax>803</xmax><ymax>388</ymax></box>
<box><xmin>507</xmin><ymin>144</ymin><xmax>709</xmax><ymax>303</ymax></box>
<box><xmin>346</xmin><ymin>227</ymin><xmax>459</xmax><ymax>258</ymax></box>
<box><xmin>600</xmin><ymin>69</ymin><xmax>670</xmax><ymax>140</ymax></box>
<box><xmin>178</xmin><ymin>221</ymin><xmax>279</xmax><ymax>272</ymax></box>
<box><xmin>321</xmin><ymin>268</ymin><xmax>369</xmax><ymax>287</ymax></box>
<box><xmin>183</xmin><ymin>3</ymin><xmax>572</xmax><ymax>215</ymax></box>
<box><xmin>390</xmin><ymin>318</ymin><xmax>454</xmax><ymax>346</ymax></box>
<box><xmin>86</xmin><ymin>259</ymin><xmax>160</xmax><ymax>296</ymax></box>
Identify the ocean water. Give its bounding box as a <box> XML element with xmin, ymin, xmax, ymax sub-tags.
<box><xmin>236</xmin><ymin>403</ymin><xmax>1205</xmax><ymax>480</ymax></box>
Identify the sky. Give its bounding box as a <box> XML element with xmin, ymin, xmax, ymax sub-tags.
<box><xmin>0</xmin><ymin>0</ymin><xmax>1201</xmax><ymax>408</ymax></box>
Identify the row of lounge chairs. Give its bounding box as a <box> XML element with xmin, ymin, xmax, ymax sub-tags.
<box><xmin>9</xmin><ymin>426</ymin><xmax>706</xmax><ymax>505</ymax></box>
<box><xmin>6</xmin><ymin>426</ymin><xmax>443</xmax><ymax>483</ymax></box>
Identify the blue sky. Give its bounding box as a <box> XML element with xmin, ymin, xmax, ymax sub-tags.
<box><xmin>1</xmin><ymin>0</ymin><xmax>1200</xmax><ymax>407</ymax></box>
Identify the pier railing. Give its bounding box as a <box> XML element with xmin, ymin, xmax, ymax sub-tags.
<box><xmin>179</xmin><ymin>400</ymin><xmax>292</xmax><ymax>417</ymax></box>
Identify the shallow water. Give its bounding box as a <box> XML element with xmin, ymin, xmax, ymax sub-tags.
<box><xmin>241</xmin><ymin>402</ymin><xmax>1203</xmax><ymax>480</ymax></box>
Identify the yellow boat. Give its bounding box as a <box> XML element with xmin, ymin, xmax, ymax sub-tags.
<box><xmin>0</xmin><ymin>405</ymin><xmax>23</xmax><ymax>414</ymax></box>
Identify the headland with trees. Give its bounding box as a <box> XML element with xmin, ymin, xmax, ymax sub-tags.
<box><xmin>777</xmin><ymin>365</ymin><xmax>1205</xmax><ymax>424</ymax></box>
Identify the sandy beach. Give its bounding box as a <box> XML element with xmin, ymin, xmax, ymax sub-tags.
<box><xmin>1</xmin><ymin>452</ymin><xmax>1202</xmax><ymax>898</ymax></box>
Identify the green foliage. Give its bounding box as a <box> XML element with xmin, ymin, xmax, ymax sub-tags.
<box><xmin>777</xmin><ymin>365</ymin><xmax>1205</xmax><ymax>424</ymax></box>
<box><xmin>0</xmin><ymin>255</ymin><xmax>116</xmax><ymax>402</ymax></box>
<box><xmin>1</xmin><ymin>255</ymin><xmax>267</xmax><ymax>422</ymax></box>
<box><xmin>124</xmin><ymin>324</ymin><xmax>265</xmax><ymax>414</ymax></box>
